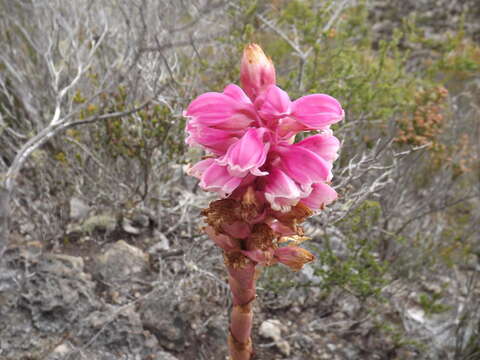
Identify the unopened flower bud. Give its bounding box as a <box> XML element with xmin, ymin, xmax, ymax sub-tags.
<box><xmin>274</xmin><ymin>246</ymin><xmax>315</xmax><ymax>271</ymax></box>
<box><xmin>240</xmin><ymin>43</ymin><xmax>276</xmax><ymax>100</ymax></box>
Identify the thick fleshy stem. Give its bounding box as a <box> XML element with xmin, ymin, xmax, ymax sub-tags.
<box><xmin>225</xmin><ymin>254</ymin><xmax>256</xmax><ymax>359</ymax></box>
<box><xmin>203</xmin><ymin>196</ymin><xmax>315</xmax><ymax>359</ymax></box>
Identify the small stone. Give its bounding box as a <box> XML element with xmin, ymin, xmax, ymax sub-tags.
<box><xmin>300</xmin><ymin>265</ymin><xmax>322</xmax><ymax>284</ymax></box>
<box><xmin>154</xmin><ymin>351</ymin><xmax>179</xmax><ymax>360</ymax></box>
<box><xmin>291</xmin><ymin>306</ymin><xmax>301</xmax><ymax>314</ymax></box>
<box><xmin>69</xmin><ymin>197</ymin><xmax>90</xmax><ymax>221</ymax></box>
<box><xmin>94</xmin><ymin>240</ymin><xmax>149</xmax><ymax>283</ymax></box>
<box><xmin>110</xmin><ymin>290</ymin><xmax>121</xmax><ymax>304</ymax></box>
<box><xmin>148</xmin><ymin>231</ymin><xmax>170</xmax><ymax>253</ymax></box>
<box><xmin>78</xmin><ymin>236</ymin><xmax>91</xmax><ymax>244</ymax></box>
<box><xmin>277</xmin><ymin>339</ymin><xmax>291</xmax><ymax>356</ymax></box>
<box><xmin>407</xmin><ymin>306</ymin><xmax>426</xmax><ymax>324</ymax></box>
<box><xmin>46</xmin><ymin>342</ymin><xmax>74</xmax><ymax>360</ymax></box>
<box><xmin>52</xmin><ymin>343</ymin><xmax>71</xmax><ymax>354</ymax></box>
<box><xmin>259</xmin><ymin>319</ymin><xmax>291</xmax><ymax>356</ymax></box>
<box><xmin>340</xmin><ymin>294</ymin><xmax>361</xmax><ymax>317</ymax></box>
<box><xmin>423</xmin><ymin>282</ymin><xmax>443</xmax><ymax>294</ymax></box>
<box><xmin>327</xmin><ymin>343</ymin><xmax>337</xmax><ymax>351</ymax></box>
<box><xmin>259</xmin><ymin>319</ymin><xmax>283</xmax><ymax>340</ymax></box>
<box><xmin>82</xmin><ymin>213</ymin><xmax>117</xmax><ymax>233</ymax></box>
<box><xmin>19</xmin><ymin>222</ymin><xmax>34</xmax><ymax>234</ymax></box>
<box><xmin>132</xmin><ymin>212</ymin><xmax>150</xmax><ymax>228</ymax></box>
<box><xmin>122</xmin><ymin>217</ymin><xmax>141</xmax><ymax>235</ymax></box>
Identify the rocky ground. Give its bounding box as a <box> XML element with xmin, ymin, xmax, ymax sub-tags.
<box><xmin>1</xmin><ymin>178</ymin><xmax>479</xmax><ymax>360</ymax></box>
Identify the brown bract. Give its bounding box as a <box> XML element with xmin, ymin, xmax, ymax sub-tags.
<box><xmin>272</xmin><ymin>203</ymin><xmax>313</xmax><ymax>225</ymax></box>
<box><xmin>224</xmin><ymin>251</ymin><xmax>251</xmax><ymax>270</ymax></box>
<box><xmin>202</xmin><ymin>199</ymin><xmax>240</xmax><ymax>231</ymax></box>
<box><xmin>249</xmin><ymin>223</ymin><xmax>276</xmax><ymax>251</ymax></box>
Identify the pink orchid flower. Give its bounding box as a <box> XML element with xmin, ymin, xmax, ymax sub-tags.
<box><xmin>186</xmin><ymin>44</ymin><xmax>344</xmax><ymax>360</ymax></box>
<box><xmin>185</xmin><ymin>65</ymin><xmax>343</xmax><ymax>211</ymax></box>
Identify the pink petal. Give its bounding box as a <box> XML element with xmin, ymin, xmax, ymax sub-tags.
<box><xmin>186</xmin><ymin>121</ymin><xmax>243</xmax><ymax>155</ymax></box>
<box><xmin>200</xmin><ymin>162</ymin><xmax>243</xmax><ymax>197</ymax></box>
<box><xmin>186</xmin><ymin>158</ymin><xmax>215</xmax><ymax>179</ymax></box>
<box><xmin>257</xmin><ymin>85</ymin><xmax>292</xmax><ymax>122</ymax></box>
<box><xmin>291</xmin><ymin>94</ymin><xmax>344</xmax><ymax>130</ymax></box>
<box><xmin>263</xmin><ymin>168</ymin><xmax>302</xmax><ymax>212</ymax></box>
<box><xmin>276</xmin><ymin>144</ymin><xmax>333</xmax><ymax>186</ymax></box>
<box><xmin>300</xmin><ymin>182</ymin><xmax>337</xmax><ymax>210</ymax></box>
<box><xmin>217</xmin><ymin>128</ymin><xmax>269</xmax><ymax>177</ymax></box>
<box><xmin>295</xmin><ymin>131</ymin><xmax>340</xmax><ymax>162</ymax></box>
<box><xmin>276</xmin><ymin>116</ymin><xmax>308</xmax><ymax>139</ymax></box>
<box><xmin>185</xmin><ymin>88</ymin><xmax>256</xmax><ymax>130</ymax></box>
<box><xmin>223</xmin><ymin>84</ymin><xmax>253</xmax><ymax>104</ymax></box>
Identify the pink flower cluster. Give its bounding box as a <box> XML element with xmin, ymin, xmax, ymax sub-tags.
<box><xmin>185</xmin><ymin>44</ymin><xmax>344</xmax><ymax>212</ymax></box>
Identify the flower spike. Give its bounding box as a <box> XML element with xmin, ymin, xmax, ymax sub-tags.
<box><xmin>184</xmin><ymin>44</ymin><xmax>343</xmax><ymax>360</ymax></box>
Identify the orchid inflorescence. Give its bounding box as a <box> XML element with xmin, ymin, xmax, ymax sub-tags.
<box><xmin>184</xmin><ymin>44</ymin><xmax>344</xmax><ymax>360</ymax></box>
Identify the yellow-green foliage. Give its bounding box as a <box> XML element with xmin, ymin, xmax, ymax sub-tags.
<box><xmin>418</xmin><ymin>291</ymin><xmax>451</xmax><ymax>315</ymax></box>
<box><xmin>74</xmin><ymin>86</ymin><xmax>186</xmax><ymax>167</ymax></box>
<box><xmin>315</xmin><ymin>200</ymin><xmax>387</xmax><ymax>300</ymax></box>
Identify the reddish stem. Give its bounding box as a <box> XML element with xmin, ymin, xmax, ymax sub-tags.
<box><xmin>226</xmin><ymin>262</ymin><xmax>256</xmax><ymax>360</ymax></box>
